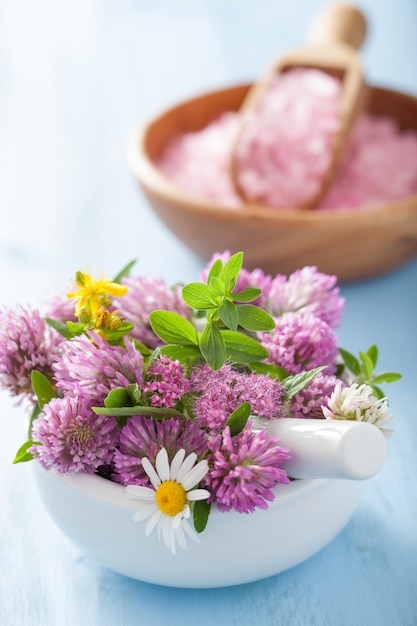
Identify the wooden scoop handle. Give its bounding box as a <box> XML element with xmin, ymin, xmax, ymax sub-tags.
<box><xmin>231</xmin><ymin>3</ymin><xmax>368</xmax><ymax>211</ymax></box>
<box><xmin>307</xmin><ymin>3</ymin><xmax>367</xmax><ymax>50</ymax></box>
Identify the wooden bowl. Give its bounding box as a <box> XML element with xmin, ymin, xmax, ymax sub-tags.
<box><xmin>128</xmin><ymin>84</ymin><xmax>417</xmax><ymax>282</ymax></box>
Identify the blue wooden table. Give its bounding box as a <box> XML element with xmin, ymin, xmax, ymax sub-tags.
<box><xmin>1</xmin><ymin>1</ymin><xmax>416</xmax><ymax>624</ymax></box>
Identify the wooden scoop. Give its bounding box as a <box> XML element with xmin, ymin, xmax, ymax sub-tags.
<box><xmin>231</xmin><ymin>3</ymin><xmax>368</xmax><ymax>210</ymax></box>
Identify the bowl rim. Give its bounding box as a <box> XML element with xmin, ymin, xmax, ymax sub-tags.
<box><xmin>127</xmin><ymin>81</ymin><xmax>417</xmax><ymax>222</ymax></box>
<box><xmin>38</xmin><ymin>464</ymin><xmax>333</xmax><ymax>518</ymax></box>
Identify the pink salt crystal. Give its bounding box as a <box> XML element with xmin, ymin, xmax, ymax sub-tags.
<box><xmin>157</xmin><ymin>69</ymin><xmax>417</xmax><ymax>211</ymax></box>
<box><xmin>318</xmin><ymin>116</ymin><xmax>417</xmax><ymax>210</ymax></box>
<box><xmin>235</xmin><ymin>68</ymin><xmax>343</xmax><ymax>208</ymax></box>
<box><xmin>157</xmin><ymin>112</ymin><xmax>241</xmax><ymax>207</ymax></box>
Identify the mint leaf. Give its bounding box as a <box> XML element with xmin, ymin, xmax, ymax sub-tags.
<box><xmin>222</xmin><ymin>330</ymin><xmax>268</xmax><ymax>363</ymax></box>
<box><xmin>193</xmin><ymin>499</ymin><xmax>210</xmax><ymax>533</ymax></box>
<box><xmin>231</xmin><ymin>287</ymin><xmax>262</xmax><ymax>303</ymax></box>
<box><xmin>370</xmin><ymin>385</ymin><xmax>385</xmax><ymax>400</ymax></box>
<box><xmin>237</xmin><ymin>304</ymin><xmax>275</xmax><ymax>331</ymax></box>
<box><xmin>105</xmin><ymin>322</ymin><xmax>134</xmax><ymax>345</ymax></box>
<box><xmin>207</xmin><ymin>258</ymin><xmax>222</xmax><ymax>282</ymax></box>
<box><xmin>182</xmin><ymin>283</ymin><xmax>218</xmax><ymax>310</ymax></box>
<box><xmin>218</xmin><ymin>299</ymin><xmax>239</xmax><ymax>331</ymax></box>
<box><xmin>207</xmin><ymin>276</ymin><xmax>226</xmax><ymax>297</ymax></box>
<box><xmin>199</xmin><ymin>323</ymin><xmax>226</xmax><ymax>370</ymax></box>
<box><xmin>159</xmin><ymin>344</ymin><xmax>201</xmax><ymax>364</ymax></box>
<box><xmin>339</xmin><ymin>348</ymin><xmax>361</xmax><ymax>375</ymax></box>
<box><xmin>219</xmin><ymin>252</ymin><xmax>243</xmax><ymax>293</ymax></box>
<box><xmin>367</xmin><ymin>344</ymin><xmax>379</xmax><ymax>367</ymax></box>
<box><xmin>282</xmin><ymin>367</ymin><xmax>325</xmax><ymax>400</ymax></box>
<box><xmin>113</xmin><ymin>259</ymin><xmax>136</xmax><ymax>283</ymax></box>
<box><xmin>372</xmin><ymin>372</ymin><xmax>402</xmax><ymax>384</ymax></box>
<box><xmin>13</xmin><ymin>439</ymin><xmax>35</xmax><ymax>464</ymax></box>
<box><xmin>46</xmin><ymin>317</ymin><xmax>73</xmax><ymax>339</ymax></box>
<box><xmin>225</xmin><ymin>401</ymin><xmax>251</xmax><ymax>436</ymax></box>
<box><xmin>249</xmin><ymin>361</ymin><xmax>289</xmax><ymax>381</ymax></box>
<box><xmin>150</xmin><ymin>311</ymin><xmax>198</xmax><ymax>346</ymax></box>
<box><xmin>360</xmin><ymin>351</ymin><xmax>375</xmax><ymax>380</ymax></box>
<box><xmin>104</xmin><ymin>386</ymin><xmax>141</xmax><ymax>409</ymax></box>
<box><xmin>66</xmin><ymin>321</ymin><xmax>86</xmax><ymax>337</ymax></box>
<box><xmin>31</xmin><ymin>370</ymin><xmax>55</xmax><ymax>410</ymax></box>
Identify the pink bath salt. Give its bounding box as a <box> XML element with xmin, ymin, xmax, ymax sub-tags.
<box><xmin>157</xmin><ymin>77</ymin><xmax>417</xmax><ymax>211</ymax></box>
<box><xmin>318</xmin><ymin>115</ymin><xmax>417</xmax><ymax>210</ymax></box>
<box><xmin>157</xmin><ymin>112</ymin><xmax>241</xmax><ymax>207</ymax></box>
<box><xmin>235</xmin><ymin>68</ymin><xmax>343</xmax><ymax>208</ymax></box>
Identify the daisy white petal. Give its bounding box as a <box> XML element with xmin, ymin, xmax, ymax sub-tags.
<box><xmin>174</xmin><ymin>523</ymin><xmax>187</xmax><ymax>551</ymax></box>
<box><xmin>175</xmin><ymin>452</ymin><xmax>197</xmax><ymax>483</ymax></box>
<box><xmin>181</xmin><ymin>459</ymin><xmax>209</xmax><ymax>491</ymax></box>
<box><xmin>125</xmin><ymin>485</ymin><xmax>156</xmax><ymax>501</ymax></box>
<box><xmin>126</xmin><ymin>446</ymin><xmax>211</xmax><ymax>554</ymax></box>
<box><xmin>142</xmin><ymin>456</ymin><xmax>161</xmax><ymax>489</ymax></box>
<box><xmin>145</xmin><ymin>509</ymin><xmax>162</xmax><ymax>536</ymax></box>
<box><xmin>187</xmin><ymin>488</ymin><xmax>211</xmax><ymax>501</ymax></box>
<box><xmin>170</xmin><ymin>448</ymin><xmax>186</xmax><ymax>480</ymax></box>
<box><xmin>155</xmin><ymin>447</ymin><xmax>170</xmax><ymax>482</ymax></box>
<box><xmin>133</xmin><ymin>503</ymin><xmax>159</xmax><ymax>523</ymax></box>
<box><xmin>181</xmin><ymin>518</ymin><xmax>200</xmax><ymax>544</ymax></box>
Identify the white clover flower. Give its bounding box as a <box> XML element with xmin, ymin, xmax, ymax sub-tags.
<box><xmin>126</xmin><ymin>447</ymin><xmax>210</xmax><ymax>554</ymax></box>
<box><xmin>322</xmin><ymin>382</ymin><xmax>393</xmax><ymax>436</ymax></box>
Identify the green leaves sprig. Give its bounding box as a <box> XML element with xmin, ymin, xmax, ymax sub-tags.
<box><xmin>339</xmin><ymin>345</ymin><xmax>402</xmax><ymax>399</ymax></box>
<box><xmin>150</xmin><ymin>252</ymin><xmax>275</xmax><ymax>370</ymax></box>
<box><xmin>13</xmin><ymin>371</ymin><xmax>56</xmax><ymax>465</ymax></box>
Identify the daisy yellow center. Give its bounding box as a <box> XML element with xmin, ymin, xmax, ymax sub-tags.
<box><xmin>155</xmin><ymin>481</ymin><xmax>187</xmax><ymax>517</ymax></box>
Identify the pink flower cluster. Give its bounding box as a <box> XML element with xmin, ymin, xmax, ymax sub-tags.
<box><xmin>0</xmin><ymin>305</ymin><xmax>63</xmax><ymax>401</ymax></box>
<box><xmin>0</xmin><ymin>254</ymin><xmax>352</xmax><ymax>517</ymax></box>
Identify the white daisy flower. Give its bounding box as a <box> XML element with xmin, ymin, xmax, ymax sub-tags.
<box><xmin>323</xmin><ymin>382</ymin><xmax>393</xmax><ymax>436</ymax></box>
<box><xmin>126</xmin><ymin>447</ymin><xmax>210</xmax><ymax>554</ymax></box>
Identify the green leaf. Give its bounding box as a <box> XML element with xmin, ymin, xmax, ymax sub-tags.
<box><xmin>207</xmin><ymin>258</ymin><xmax>222</xmax><ymax>282</ymax></box>
<box><xmin>218</xmin><ymin>299</ymin><xmax>239</xmax><ymax>331</ymax></box>
<box><xmin>182</xmin><ymin>283</ymin><xmax>219</xmax><ymax>310</ymax></box>
<box><xmin>231</xmin><ymin>287</ymin><xmax>262</xmax><ymax>303</ymax></box>
<box><xmin>132</xmin><ymin>339</ymin><xmax>153</xmax><ymax>357</ymax></box>
<box><xmin>237</xmin><ymin>304</ymin><xmax>275</xmax><ymax>332</ymax></box>
<box><xmin>372</xmin><ymin>372</ymin><xmax>402</xmax><ymax>384</ymax></box>
<box><xmin>149</xmin><ymin>311</ymin><xmax>199</xmax><ymax>346</ymax></box>
<box><xmin>104</xmin><ymin>322</ymin><xmax>134</xmax><ymax>345</ymax></box>
<box><xmin>207</xmin><ymin>276</ymin><xmax>226</xmax><ymax>297</ymax></box>
<box><xmin>282</xmin><ymin>367</ymin><xmax>325</xmax><ymax>400</ymax></box>
<box><xmin>13</xmin><ymin>439</ymin><xmax>35</xmax><ymax>464</ymax></box>
<box><xmin>225</xmin><ymin>401</ymin><xmax>251</xmax><ymax>436</ymax></box>
<box><xmin>93</xmin><ymin>406</ymin><xmax>183</xmax><ymax>418</ymax></box>
<box><xmin>219</xmin><ymin>252</ymin><xmax>243</xmax><ymax>293</ymax></box>
<box><xmin>360</xmin><ymin>351</ymin><xmax>375</xmax><ymax>380</ymax></box>
<box><xmin>31</xmin><ymin>370</ymin><xmax>55</xmax><ymax>410</ymax></box>
<box><xmin>104</xmin><ymin>386</ymin><xmax>141</xmax><ymax>409</ymax></box>
<box><xmin>159</xmin><ymin>344</ymin><xmax>201</xmax><ymax>364</ymax></box>
<box><xmin>199</xmin><ymin>323</ymin><xmax>226</xmax><ymax>370</ymax></box>
<box><xmin>249</xmin><ymin>361</ymin><xmax>289</xmax><ymax>381</ymax></box>
<box><xmin>27</xmin><ymin>403</ymin><xmax>41</xmax><ymax>437</ymax></box>
<box><xmin>66</xmin><ymin>321</ymin><xmax>86</xmax><ymax>337</ymax></box>
<box><xmin>221</xmin><ymin>330</ymin><xmax>269</xmax><ymax>363</ymax></box>
<box><xmin>193</xmin><ymin>499</ymin><xmax>211</xmax><ymax>534</ymax></box>
<box><xmin>113</xmin><ymin>260</ymin><xmax>136</xmax><ymax>284</ymax></box>
<box><xmin>367</xmin><ymin>344</ymin><xmax>379</xmax><ymax>367</ymax></box>
<box><xmin>45</xmin><ymin>317</ymin><xmax>73</xmax><ymax>339</ymax></box>
<box><xmin>370</xmin><ymin>384</ymin><xmax>385</xmax><ymax>400</ymax></box>
<box><xmin>339</xmin><ymin>348</ymin><xmax>361</xmax><ymax>375</ymax></box>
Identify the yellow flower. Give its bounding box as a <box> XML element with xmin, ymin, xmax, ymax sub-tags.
<box><xmin>67</xmin><ymin>271</ymin><xmax>127</xmax><ymax>317</ymax></box>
